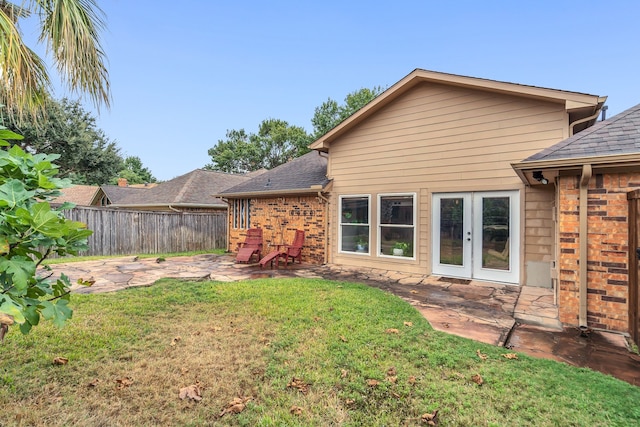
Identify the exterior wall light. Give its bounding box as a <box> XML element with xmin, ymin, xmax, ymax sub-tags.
<box><xmin>532</xmin><ymin>171</ymin><xmax>549</xmax><ymax>185</ymax></box>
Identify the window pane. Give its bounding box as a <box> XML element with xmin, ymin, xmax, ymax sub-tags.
<box><xmin>340</xmin><ymin>196</ymin><xmax>369</xmax><ymax>253</ymax></box>
<box><xmin>380</xmin><ymin>195</ymin><xmax>413</xmax><ymax>225</ymax></box>
<box><xmin>380</xmin><ymin>226</ymin><xmax>413</xmax><ymax>257</ymax></box>
<box><xmin>439</xmin><ymin>198</ymin><xmax>464</xmax><ymax>266</ymax></box>
<box><xmin>482</xmin><ymin>196</ymin><xmax>510</xmax><ymax>270</ymax></box>
<box><xmin>341</xmin><ymin>224</ymin><xmax>370</xmax><ymax>252</ymax></box>
<box><xmin>341</xmin><ymin>197</ymin><xmax>368</xmax><ymax>224</ymax></box>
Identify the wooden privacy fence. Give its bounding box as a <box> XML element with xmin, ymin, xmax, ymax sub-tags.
<box><xmin>62</xmin><ymin>206</ymin><xmax>227</xmax><ymax>256</ymax></box>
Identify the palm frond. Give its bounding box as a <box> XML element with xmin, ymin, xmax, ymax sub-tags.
<box><xmin>38</xmin><ymin>0</ymin><xmax>111</xmax><ymax>109</ymax></box>
<box><xmin>0</xmin><ymin>5</ymin><xmax>49</xmax><ymax>122</ymax></box>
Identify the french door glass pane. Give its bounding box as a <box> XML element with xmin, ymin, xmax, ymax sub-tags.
<box><xmin>481</xmin><ymin>197</ymin><xmax>510</xmax><ymax>270</ymax></box>
<box><xmin>439</xmin><ymin>198</ymin><xmax>464</xmax><ymax>266</ymax></box>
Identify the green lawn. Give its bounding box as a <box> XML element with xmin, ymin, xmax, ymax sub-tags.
<box><xmin>1</xmin><ymin>278</ymin><xmax>639</xmax><ymax>426</ymax></box>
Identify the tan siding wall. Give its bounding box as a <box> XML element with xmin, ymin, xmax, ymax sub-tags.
<box><xmin>328</xmin><ymin>82</ymin><xmax>569</xmax><ymax>277</ymax></box>
<box><xmin>523</xmin><ymin>186</ymin><xmax>555</xmax><ymax>287</ymax></box>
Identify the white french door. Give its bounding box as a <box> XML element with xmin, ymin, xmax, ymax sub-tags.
<box><xmin>432</xmin><ymin>191</ymin><xmax>520</xmax><ymax>284</ymax></box>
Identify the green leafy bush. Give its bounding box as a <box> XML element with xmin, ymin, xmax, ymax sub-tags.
<box><xmin>0</xmin><ymin>128</ymin><xmax>92</xmax><ymax>337</ymax></box>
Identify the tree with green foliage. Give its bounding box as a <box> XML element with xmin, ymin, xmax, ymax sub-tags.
<box><xmin>206</xmin><ymin>119</ymin><xmax>311</xmax><ymax>173</ymax></box>
<box><xmin>311</xmin><ymin>86</ymin><xmax>384</xmax><ymax>138</ymax></box>
<box><xmin>112</xmin><ymin>156</ymin><xmax>157</xmax><ymax>185</ymax></box>
<box><xmin>5</xmin><ymin>97</ymin><xmax>124</xmax><ymax>185</ymax></box>
<box><xmin>0</xmin><ymin>0</ymin><xmax>110</xmax><ymax>120</ymax></box>
<box><xmin>0</xmin><ymin>127</ymin><xmax>93</xmax><ymax>339</ymax></box>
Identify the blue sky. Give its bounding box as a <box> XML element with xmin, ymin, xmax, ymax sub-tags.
<box><xmin>22</xmin><ymin>1</ymin><xmax>640</xmax><ymax>181</ymax></box>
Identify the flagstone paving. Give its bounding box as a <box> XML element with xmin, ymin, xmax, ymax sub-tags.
<box><xmin>45</xmin><ymin>253</ymin><xmax>640</xmax><ymax>386</ymax></box>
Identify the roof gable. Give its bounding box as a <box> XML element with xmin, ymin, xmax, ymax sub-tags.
<box><xmin>100</xmin><ymin>185</ymin><xmax>150</xmax><ymax>204</ymax></box>
<box><xmin>52</xmin><ymin>185</ymin><xmax>103</xmax><ymax>206</ymax></box>
<box><xmin>310</xmin><ymin>69</ymin><xmax>606</xmax><ymax>151</ymax></box>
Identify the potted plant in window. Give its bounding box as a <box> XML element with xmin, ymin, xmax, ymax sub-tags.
<box><xmin>392</xmin><ymin>241</ymin><xmax>408</xmax><ymax>256</ymax></box>
<box><xmin>356</xmin><ymin>236</ymin><xmax>368</xmax><ymax>252</ymax></box>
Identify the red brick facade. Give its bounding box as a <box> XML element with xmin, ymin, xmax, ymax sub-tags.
<box><xmin>228</xmin><ymin>195</ymin><xmax>328</xmax><ymax>264</ymax></box>
<box><xmin>558</xmin><ymin>172</ymin><xmax>640</xmax><ymax>332</ymax></box>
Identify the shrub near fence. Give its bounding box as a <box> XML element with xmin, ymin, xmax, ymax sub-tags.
<box><xmin>61</xmin><ymin>206</ymin><xmax>227</xmax><ymax>256</ymax></box>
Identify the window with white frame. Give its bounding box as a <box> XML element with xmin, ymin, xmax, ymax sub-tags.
<box><xmin>379</xmin><ymin>194</ymin><xmax>415</xmax><ymax>257</ymax></box>
<box><xmin>232</xmin><ymin>199</ymin><xmax>251</xmax><ymax>229</ymax></box>
<box><xmin>339</xmin><ymin>195</ymin><xmax>370</xmax><ymax>253</ymax></box>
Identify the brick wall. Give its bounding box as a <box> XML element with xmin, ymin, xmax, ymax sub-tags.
<box><xmin>228</xmin><ymin>195</ymin><xmax>327</xmax><ymax>264</ymax></box>
<box><xmin>558</xmin><ymin>172</ymin><xmax>640</xmax><ymax>332</ymax></box>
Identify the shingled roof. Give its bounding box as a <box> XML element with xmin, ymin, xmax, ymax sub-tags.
<box><xmin>100</xmin><ymin>185</ymin><xmax>150</xmax><ymax>204</ymax></box>
<box><xmin>524</xmin><ymin>103</ymin><xmax>640</xmax><ymax>162</ymax></box>
<box><xmin>112</xmin><ymin>169</ymin><xmax>251</xmax><ymax>208</ymax></box>
<box><xmin>219</xmin><ymin>151</ymin><xmax>330</xmax><ymax>197</ymax></box>
<box><xmin>51</xmin><ymin>185</ymin><xmax>103</xmax><ymax>206</ymax></box>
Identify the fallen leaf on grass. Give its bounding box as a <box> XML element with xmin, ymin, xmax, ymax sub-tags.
<box><xmin>404</xmin><ymin>321</ymin><xmax>413</xmax><ymax>327</ymax></box>
<box><xmin>385</xmin><ymin>328</ymin><xmax>400</xmax><ymax>334</ymax></box>
<box><xmin>341</xmin><ymin>369</ymin><xmax>348</xmax><ymax>378</ymax></box>
<box><xmin>287</xmin><ymin>377</ymin><xmax>310</xmax><ymax>394</ymax></box>
<box><xmin>170</xmin><ymin>336</ymin><xmax>182</xmax><ymax>346</ymax></box>
<box><xmin>87</xmin><ymin>378</ymin><xmax>100</xmax><ymax>387</ymax></box>
<box><xmin>115</xmin><ymin>377</ymin><xmax>134</xmax><ymax>389</ymax></box>
<box><xmin>502</xmin><ymin>353</ymin><xmax>519</xmax><ymax>360</ymax></box>
<box><xmin>290</xmin><ymin>406</ymin><xmax>303</xmax><ymax>415</ymax></box>
<box><xmin>179</xmin><ymin>383</ymin><xmax>202</xmax><ymax>402</ymax></box>
<box><xmin>53</xmin><ymin>357</ymin><xmax>68</xmax><ymax>365</ymax></box>
<box><xmin>367</xmin><ymin>379</ymin><xmax>380</xmax><ymax>387</ymax></box>
<box><xmin>340</xmin><ymin>335</ymin><xmax>348</xmax><ymax>342</ymax></box>
<box><xmin>386</xmin><ymin>366</ymin><xmax>397</xmax><ymax>377</ymax></box>
<box><xmin>471</xmin><ymin>374</ymin><xmax>483</xmax><ymax>385</ymax></box>
<box><xmin>77</xmin><ymin>277</ymin><xmax>95</xmax><ymax>287</ymax></box>
<box><xmin>421</xmin><ymin>409</ymin><xmax>439</xmax><ymax>426</ymax></box>
<box><xmin>476</xmin><ymin>349</ymin><xmax>487</xmax><ymax>360</ymax></box>
<box><xmin>210</xmin><ymin>326</ymin><xmax>223</xmax><ymax>332</ymax></box>
<box><xmin>219</xmin><ymin>397</ymin><xmax>252</xmax><ymax>417</ymax></box>
<box><xmin>408</xmin><ymin>376</ymin><xmax>417</xmax><ymax>385</ymax></box>
<box><xmin>181</xmin><ymin>367</ymin><xmax>190</xmax><ymax>375</ymax></box>
<box><xmin>313</xmin><ymin>316</ymin><xmax>321</xmax><ymax>322</ymax></box>
<box><xmin>387</xmin><ymin>376</ymin><xmax>398</xmax><ymax>384</ymax></box>
<box><xmin>345</xmin><ymin>398</ymin><xmax>355</xmax><ymax>406</ymax></box>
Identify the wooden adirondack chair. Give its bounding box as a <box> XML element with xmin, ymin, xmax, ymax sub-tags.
<box><xmin>259</xmin><ymin>230</ymin><xmax>305</xmax><ymax>269</ymax></box>
<box><xmin>278</xmin><ymin>230</ymin><xmax>305</xmax><ymax>267</ymax></box>
<box><xmin>235</xmin><ymin>228</ymin><xmax>263</xmax><ymax>263</ymax></box>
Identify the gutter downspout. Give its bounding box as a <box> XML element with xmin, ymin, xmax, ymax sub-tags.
<box><xmin>317</xmin><ymin>191</ymin><xmax>330</xmax><ymax>264</ymax></box>
<box><xmin>579</xmin><ymin>164</ymin><xmax>592</xmax><ymax>327</ymax></box>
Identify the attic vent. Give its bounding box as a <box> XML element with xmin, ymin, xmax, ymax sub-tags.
<box><xmin>265</xmin><ymin>178</ymin><xmax>271</xmax><ymax>187</ymax></box>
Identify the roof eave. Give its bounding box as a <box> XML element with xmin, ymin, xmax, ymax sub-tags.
<box><xmin>110</xmin><ymin>203</ymin><xmax>227</xmax><ymax>209</ymax></box>
<box><xmin>512</xmin><ymin>153</ymin><xmax>640</xmax><ymax>185</ymax></box>
<box><xmin>216</xmin><ymin>185</ymin><xmax>331</xmax><ymax>199</ymax></box>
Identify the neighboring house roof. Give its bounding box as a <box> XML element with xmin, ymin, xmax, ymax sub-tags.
<box><xmin>218</xmin><ymin>151</ymin><xmax>330</xmax><ymax>198</ymax></box>
<box><xmin>100</xmin><ymin>185</ymin><xmax>150</xmax><ymax>204</ymax></box>
<box><xmin>513</xmin><ymin>103</ymin><xmax>640</xmax><ymax>184</ymax></box>
<box><xmin>111</xmin><ymin>169</ymin><xmax>252</xmax><ymax>209</ymax></box>
<box><xmin>51</xmin><ymin>185</ymin><xmax>104</xmax><ymax>206</ymax></box>
<box><xmin>310</xmin><ymin>68</ymin><xmax>606</xmax><ymax>151</ymax></box>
